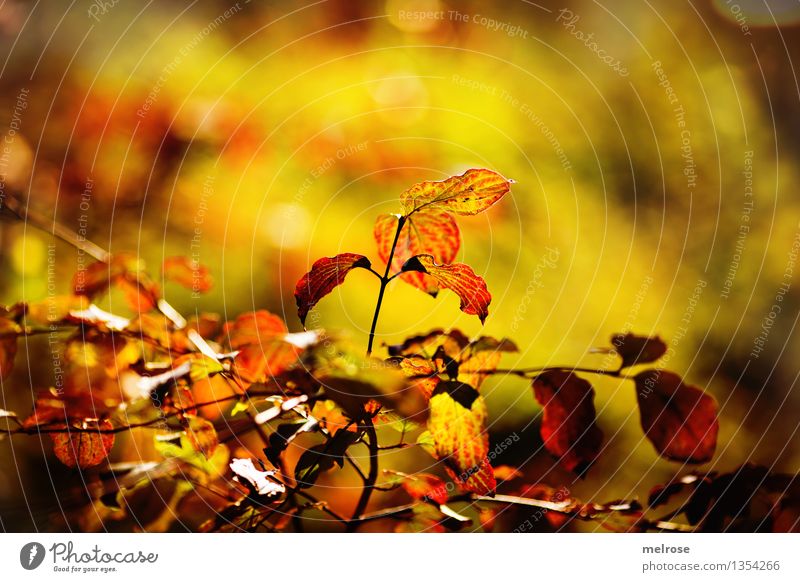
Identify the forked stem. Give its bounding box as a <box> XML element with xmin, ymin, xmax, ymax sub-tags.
<box><xmin>366</xmin><ymin>215</ymin><xmax>406</xmax><ymax>356</ymax></box>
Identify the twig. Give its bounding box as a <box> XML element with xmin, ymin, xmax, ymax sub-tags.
<box><xmin>346</xmin><ymin>416</ymin><xmax>379</xmax><ymax>530</ymax></box>
<box><xmin>366</xmin><ymin>216</ymin><xmax>405</xmax><ymax>356</ymax></box>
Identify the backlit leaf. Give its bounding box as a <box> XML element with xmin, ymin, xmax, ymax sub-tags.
<box><xmin>162</xmin><ymin>256</ymin><xmax>213</xmax><ymax>293</ymax></box>
<box><xmin>427</xmin><ymin>381</ymin><xmax>495</xmax><ymax>495</ymax></box>
<box><xmin>634</xmin><ymin>370</ymin><xmax>718</xmax><ymax>463</ymax></box>
<box><xmin>402</xmin><ymin>255</ymin><xmax>491</xmax><ymax>323</ymax></box>
<box><xmin>398</xmin><ymin>472</ymin><xmax>449</xmax><ymax>505</ymax></box>
<box><xmin>612</xmin><ymin>333</ymin><xmax>667</xmax><ymax>368</ymax></box>
<box><xmin>532</xmin><ymin>370</ymin><xmax>603</xmax><ymax>474</ymax></box>
<box><xmin>294</xmin><ymin>253</ymin><xmax>371</xmax><ymax>326</ymax></box>
<box><xmin>50</xmin><ymin>420</ymin><xmax>115</xmax><ymax>468</ymax></box>
<box><xmin>374</xmin><ymin>210</ymin><xmax>460</xmax><ymax>295</ymax></box>
<box><xmin>399</xmin><ymin>169</ymin><xmax>512</xmax><ymax>216</ymax></box>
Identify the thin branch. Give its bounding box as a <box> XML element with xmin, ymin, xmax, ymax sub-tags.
<box><xmin>346</xmin><ymin>416</ymin><xmax>379</xmax><ymax>530</ymax></box>
<box><xmin>367</xmin><ymin>216</ymin><xmax>406</xmax><ymax>356</ymax></box>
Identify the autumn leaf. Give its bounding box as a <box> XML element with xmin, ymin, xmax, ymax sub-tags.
<box><xmin>294</xmin><ymin>253</ymin><xmax>371</xmax><ymax>326</ymax></box>
<box><xmin>184</xmin><ymin>417</ymin><xmax>219</xmax><ymax>458</ymax></box>
<box><xmin>50</xmin><ymin>420</ymin><xmax>115</xmax><ymax>468</ymax></box>
<box><xmin>397</xmin><ymin>356</ymin><xmax>441</xmax><ymax>399</ymax></box>
<box><xmin>73</xmin><ymin>253</ymin><xmax>160</xmax><ymax>313</ymax></box>
<box><xmin>399</xmin><ymin>169</ymin><xmax>512</xmax><ymax>216</ymax></box>
<box><xmin>458</xmin><ymin>336</ymin><xmax>518</xmax><ymax>388</ymax></box>
<box><xmin>398</xmin><ymin>473</ymin><xmax>449</xmax><ymax>505</ymax></box>
<box><xmin>634</xmin><ymin>370</ymin><xmax>718</xmax><ymax>463</ymax></box>
<box><xmin>162</xmin><ymin>256</ymin><xmax>213</xmax><ymax>294</ymax></box>
<box><xmin>402</xmin><ymin>255</ymin><xmax>491</xmax><ymax>323</ymax></box>
<box><xmin>532</xmin><ymin>370</ymin><xmax>604</xmax><ymax>474</ymax></box>
<box><xmin>222</xmin><ymin>311</ymin><xmax>299</xmax><ymax>383</ymax></box>
<box><xmin>25</xmin><ymin>295</ymin><xmax>90</xmax><ymax>326</ymax></box>
<box><xmin>612</xmin><ymin>333</ymin><xmax>667</xmax><ymax>368</ymax></box>
<box><xmin>374</xmin><ymin>210</ymin><xmax>460</xmax><ymax>295</ymax></box>
<box><xmin>427</xmin><ymin>381</ymin><xmax>496</xmax><ymax>495</ymax></box>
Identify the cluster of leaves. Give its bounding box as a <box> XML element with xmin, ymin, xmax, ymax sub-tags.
<box><xmin>0</xmin><ymin>170</ymin><xmax>797</xmax><ymax>532</ymax></box>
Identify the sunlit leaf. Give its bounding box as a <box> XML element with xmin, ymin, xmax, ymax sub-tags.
<box><xmin>294</xmin><ymin>253</ymin><xmax>371</xmax><ymax>326</ymax></box>
<box><xmin>427</xmin><ymin>381</ymin><xmax>495</xmax><ymax>495</ymax></box>
<box><xmin>399</xmin><ymin>169</ymin><xmax>512</xmax><ymax>216</ymax></box>
<box><xmin>25</xmin><ymin>295</ymin><xmax>89</xmax><ymax>326</ymax></box>
<box><xmin>162</xmin><ymin>256</ymin><xmax>213</xmax><ymax>293</ymax></box>
<box><xmin>634</xmin><ymin>370</ymin><xmax>718</xmax><ymax>463</ymax></box>
<box><xmin>50</xmin><ymin>420</ymin><xmax>115</xmax><ymax>468</ymax></box>
<box><xmin>229</xmin><ymin>457</ymin><xmax>285</xmax><ymax>498</ymax></box>
<box><xmin>374</xmin><ymin>210</ymin><xmax>459</xmax><ymax>295</ymax></box>
<box><xmin>402</xmin><ymin>255</ymin><xmax>491</xmax><ymax>323</ymax></box>
<box><xmin>532</xmin><ymin>370</ymin><xmax>603</xmax><ymax>474</ymax></box>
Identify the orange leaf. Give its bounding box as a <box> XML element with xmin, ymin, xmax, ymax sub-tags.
<box><xmin>402</xmin><ymin>255</ymin><xmax>491</xmax><ymax>323</ymax></box>
<box><xmin>294</xmin><ymin>253</ymin><xmax>371</xmax><ymax>326</ymax></box>
<box><xmin>222</xmin><ymin>311</ymin><xmax>298</xmax><ymax>383</ymax></box>
<box><xmin>397</xmin><ymin>356</ymin><xmax>441</xmax><ymax>399</ymax></box>
<box><xmin>374</xmin><ymin>210</ymin><xmax>460</xmax><ymax>295</ymax></box>
<box><xmin>400</xmin><ymin>473</ymin><xmax>449</xmax><ymax>505</ymax></box>
<box><xmin>532</xmin><ymin>370</ymin><xmax>603</xmax><ymax>474</ymax></box>
<box><xmin>50</xmin><ymin>420</ymin><xmax>115</xmax><ymax>468</ymax></box>
<box><xmin>427</xmin><ymin>381</ymin><xmax>496</xmax><ymax>495</ymax></box>
<box><xmin>400</xmin><ymin>168</ymin><xmax>512</xmax><ymax>216</ymax></box>
<box><xmin>634</xmin><ymin>370</ymin><xmax>718</xmax><ymax>463</ymax></box>
<box><xmin>162</xmin><ymin>256</ymin><xmax>213</xmax><ymax>294</ymax></box>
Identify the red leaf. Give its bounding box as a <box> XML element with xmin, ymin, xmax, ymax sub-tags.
<box><xmin>400</xmin><ymin>169</ymin><xmax>512</xmax><ymax>216</ymax></box>
<box><xmin>400</xmin><ymin>473</ymin><xmax>449</xmax><ymax>505</ymax></box>
<box><xmin>162</xmin><ymin>256</ymin><xmax>213</xmax><ymax>294</ymax></box>
<box><xmin>634</xmin><ymin>370</ymin><xmax>718</xmax><ymax>463</ymax></box>
<box><xmin>374</xmin><ymin>210</ymin><xmax>460</xmax><ymax>295</ymax></box>
<box><xmin>222</xmin><ymin>311</ymin><xmax>299</xmax><ymax>382</ymax></box>
<box><xmin>427</xmin><ymin>381</ymin><xmax>496</xmax><ymax>495</ymax></box>
<box><xmin>294</xmin><ymin>254</ymin><xmax>371</xmax><ymax>326</ymax></box>
<box><xmin>532</xmin><ymin>370</ymin><xmax>604</xmax><ymax>474</ymax></box>
<box><xmin>402</xmin><ymin>255</ymin><xmax>491</xmax><ymax>323</ymax></box>
<box><xmin>50</xmin><ymin>420</ymin><xmax>115</xmax><ymax>468</ymax></box>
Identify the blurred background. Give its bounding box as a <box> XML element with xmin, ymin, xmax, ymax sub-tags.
<box><xmin>2</xmin><ymin>0</ymin><xmax>800</xmax><ymax>531</ymax></box>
